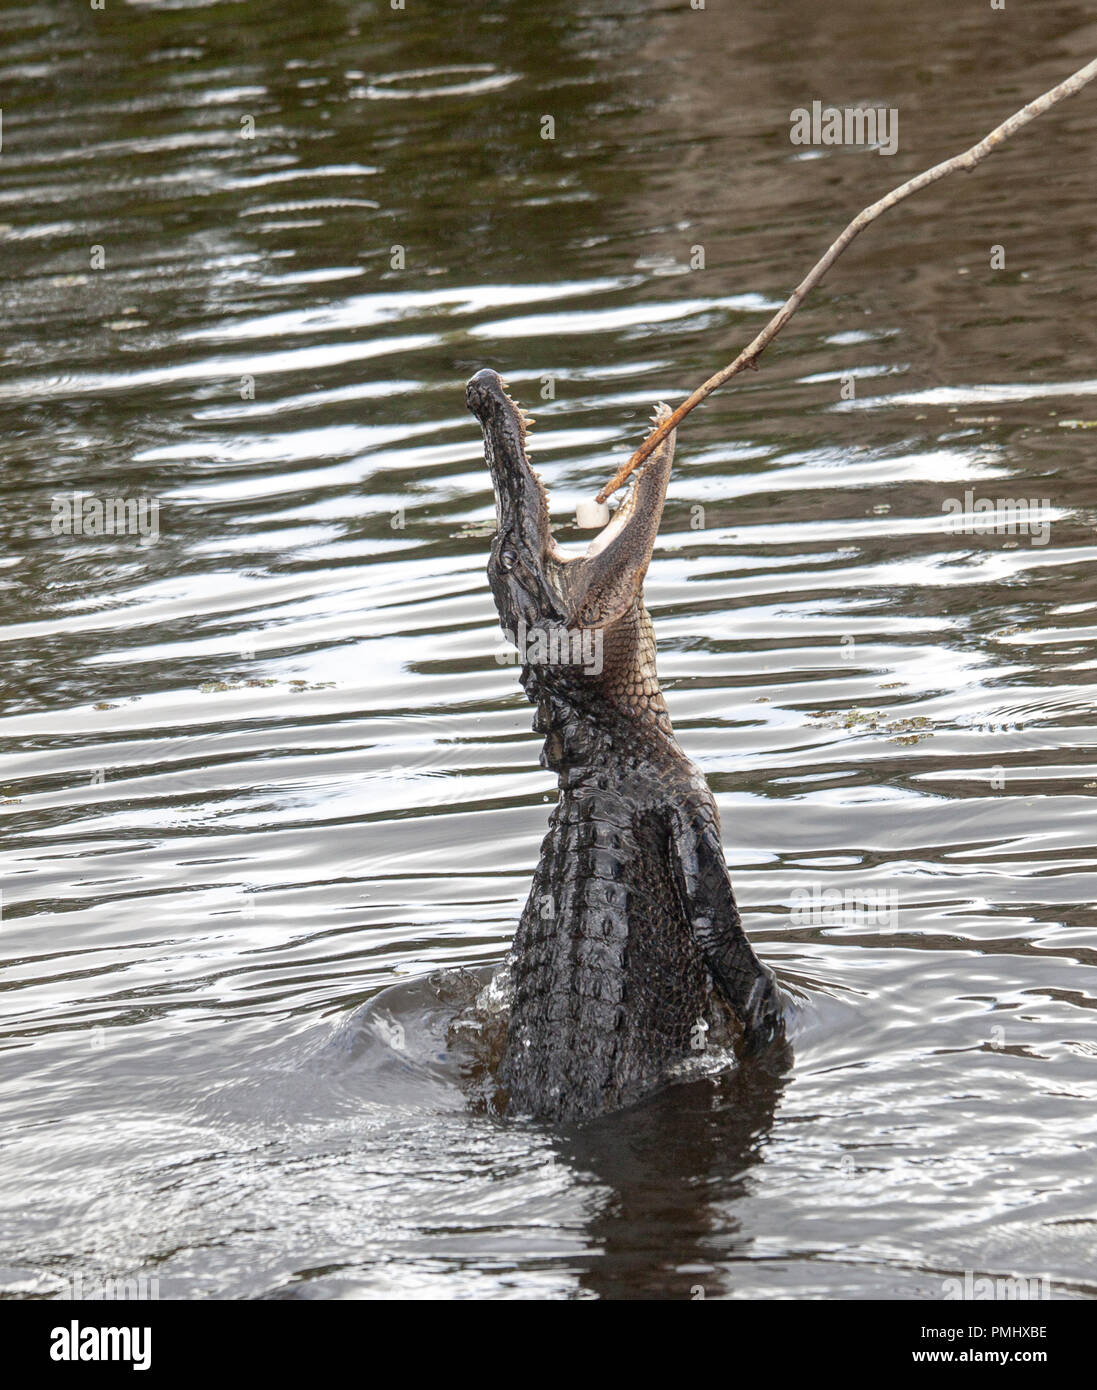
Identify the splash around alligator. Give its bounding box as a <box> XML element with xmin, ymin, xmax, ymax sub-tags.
<box><xmin>453</xmin><ymin>368</ymin><xmax>788</xmax><ymax>1123</ymax></box>
<box><xmin>344</xmin><ymin>962</ymin><xmax>781</xmax><ymax>1123</ymax></box>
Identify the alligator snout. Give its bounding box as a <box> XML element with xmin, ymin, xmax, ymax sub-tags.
<box><xmin>465</xmin><ymin>367</ymin><xmax>510</xmax><ymax>420</ymax></box>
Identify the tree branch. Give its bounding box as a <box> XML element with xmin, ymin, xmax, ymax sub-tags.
<box><xmin>596</xmin><ymin>56</ymin><xmax>1097</xmax><ymax>504</ymax></box>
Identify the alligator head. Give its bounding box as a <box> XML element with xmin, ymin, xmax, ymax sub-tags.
<box><xmin>465</xmin><ymin>367</ymin><xmax>784</xmax><ymax>1121</ymax></box>
<box><xmin>465</xmin><ymin>366</ymin><xmax>676</xmax><ymax>771</ymax></box>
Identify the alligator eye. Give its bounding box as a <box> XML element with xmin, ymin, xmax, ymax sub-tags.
<box><xmin>500</xmin><ymin>548</ymin><xmax>518</xmax><ymax>571</ymax></box>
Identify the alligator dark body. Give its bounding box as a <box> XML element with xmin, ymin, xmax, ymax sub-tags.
<box><xmin>466</xmin><ymin>368</ymin><xmax>784</xmax><ymax>1122</ymax></box>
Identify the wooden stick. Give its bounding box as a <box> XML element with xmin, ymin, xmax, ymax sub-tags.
<box><xmin>596</xmin><ymin>56</ymin><xmax>1097</xmax><ymax>504</ymax></box>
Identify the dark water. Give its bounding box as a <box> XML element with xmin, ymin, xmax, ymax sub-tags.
<box><xmin>2</xmin><ymin>0</ymin><xmax>1096</xmax><ymax>1299</ymax></box>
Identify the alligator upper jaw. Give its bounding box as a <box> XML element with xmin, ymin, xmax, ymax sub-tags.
<box><xmin>466</xmin><ymin>368</ymin><xmax>632</xmax><ymax>568</ymax></box>
<box><xmin>465</xmin><ymin>369</ymin><xmax>547</xmax><ymax>538</ymax></box>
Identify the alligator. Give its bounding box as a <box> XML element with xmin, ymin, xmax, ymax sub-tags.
<box><xmin>465</xmin><ymin>367</ymin><xmax>784</xmax><ymax>1121</ymax></box>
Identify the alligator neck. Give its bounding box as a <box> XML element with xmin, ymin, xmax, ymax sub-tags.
<box><xmin>524</xmin><ymin>672</ymin><xmax>681</xmax><ymax>781</ymax></box>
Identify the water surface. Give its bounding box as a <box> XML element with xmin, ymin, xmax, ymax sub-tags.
<box><xmin>2</xmin><ymin>0</ymin><xmax>1096</xmax><ymax>1300</ymax></box>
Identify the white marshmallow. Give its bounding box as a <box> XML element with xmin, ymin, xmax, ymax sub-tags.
<box><xmin>575</xmin><ymin>497</ymin><xmax>610</xmax><ymax>529</ymax></box>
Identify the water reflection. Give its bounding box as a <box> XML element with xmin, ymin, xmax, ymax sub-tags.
<box><xmin>559</xmin><ymin>1051</ymin><xmax>793</xmax><ymax>1300</ymax></box>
